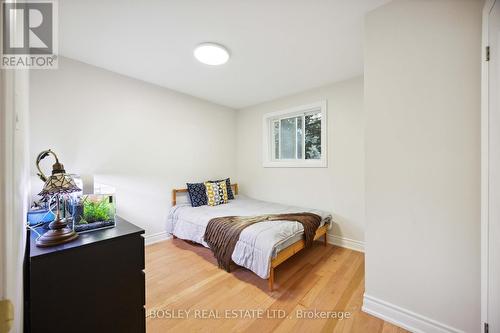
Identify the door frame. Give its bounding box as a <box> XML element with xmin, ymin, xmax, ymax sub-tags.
<box><xmin>0</xmin><ymin>1</ymin><xmax>30</xmax><ymax>330</ymax></box>
<box><xmin>482</xmin><ymin>0</ymin><xmax>497</xmax><ymax>330</ymax></box>
<box><xmin>0</xmin><ymin>1</ymin><xmax>5</xmax><ymax>302</ymax></box>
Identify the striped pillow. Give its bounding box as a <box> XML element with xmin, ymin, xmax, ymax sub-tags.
<box><xmin>204</xmin><ymin>180</ymin><xmax>228</xmax><ymax>206</ymax></box>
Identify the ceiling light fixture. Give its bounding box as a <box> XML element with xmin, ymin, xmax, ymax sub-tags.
<box><xmin>194</xmin><ymin>43</ymin><xmax>230</xmax><ymax>66</ymax></box>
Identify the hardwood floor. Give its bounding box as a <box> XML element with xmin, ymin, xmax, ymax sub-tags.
<box><xmin>145</xmin><ymin>239</ymin><xmax>407</xmax><ymax>333</ymax></box>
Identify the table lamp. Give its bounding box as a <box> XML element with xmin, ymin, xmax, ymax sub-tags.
<box><xmin>35</xmin><ymin>149</ymin><xmax>81</xmax><ymax>247</ymax></box>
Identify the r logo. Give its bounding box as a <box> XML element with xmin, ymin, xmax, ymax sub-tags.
<box><xmin>2</xmin><ymin>2</ymin><xmax>53</xmax><ymax>55</ymax></box>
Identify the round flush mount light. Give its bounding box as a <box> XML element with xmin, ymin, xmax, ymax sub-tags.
<box><xmin>194</xmin><ymin>43</ymin><xmax>230</xmax><ymax>66</ymax></box>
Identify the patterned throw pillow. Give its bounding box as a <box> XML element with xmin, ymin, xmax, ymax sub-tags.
<box><xmin>205</xmin><ymin>180</ymin><xmax>228</xmax><ymax>206</ymax></box>
<box><xmin>209</xmin><ymin>178</ymin><xmax>234</xmax><ymax>200</ymax></box>
<box><xmin>186</xmin><ymin>183</ymin><xmax>207</xmax><ymax>207</ymax></box>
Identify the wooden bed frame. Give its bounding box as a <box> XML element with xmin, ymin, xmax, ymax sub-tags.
<box><xmin>171</xmin><ymin>183</ymin><xmax>328</xmax><ymax>291</ymax></box>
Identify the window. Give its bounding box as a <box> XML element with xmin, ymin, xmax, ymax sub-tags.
<box><xmin>263</xmin><ymin>101</ymin><xmax>327</xmax><ymax>167</ymax></box>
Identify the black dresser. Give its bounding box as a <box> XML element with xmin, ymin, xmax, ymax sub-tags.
<box><xmin>24</xmin><ymin>216</ymin><xmax>145</xmax><ymax>333</ymax></box>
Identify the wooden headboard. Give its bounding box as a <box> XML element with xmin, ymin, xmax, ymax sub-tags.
<box><xmin>172</xmin><ymin>183</ymin><xmax>239</xmax><ymax>206</ymax></box>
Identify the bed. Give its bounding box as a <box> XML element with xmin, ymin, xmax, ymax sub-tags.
<box><xmin>167</xmin><ymin>184</ymin><xmax>332</xmax><ymax>291</ymax></box>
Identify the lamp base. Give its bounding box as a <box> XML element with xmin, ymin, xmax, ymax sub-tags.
<box><xmin>36</xmin><ymin>225</ymin><xmax>78</xmax><ymax>247</ymax></box>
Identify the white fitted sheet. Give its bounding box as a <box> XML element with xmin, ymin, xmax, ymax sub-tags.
<box><xmin>166</xmin><ymin>195</ymin><xmax>332</xmax><ymax>279</ymax></box>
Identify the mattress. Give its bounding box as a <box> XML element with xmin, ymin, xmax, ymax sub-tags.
<box><xmin>166</xmin><ymin>195</ymin><xmax>332</xmax><ymax>279</ymax></box>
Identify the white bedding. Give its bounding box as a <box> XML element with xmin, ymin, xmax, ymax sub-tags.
<box><xmin>166</xmin><ymin>195</ymin><xmax>332</xmax><ymax>279</ymax></box>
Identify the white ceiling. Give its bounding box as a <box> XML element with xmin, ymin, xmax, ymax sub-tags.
<box><xmin>59</xmin><ymin>0</ymin><xmax>389</xmax><ymax>109</ymax></box>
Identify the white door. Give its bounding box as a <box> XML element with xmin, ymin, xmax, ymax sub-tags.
<box><xmin>488</xmin><ymin>0</ymin><xmax>500</xmax><ymax>331</ymax></box>
<box><xmin>0</xmin><ymin>2</ymin><xmax>30</xmax><ymax>329</ymax></box>
<box><xmin>0</xmin><ymin>71</ymin><xmax>30</xmax><ymax>333</ymax></box>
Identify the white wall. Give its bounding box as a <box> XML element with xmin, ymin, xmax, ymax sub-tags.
<box><xmin>363</xmin><ymin>0</ymin><xmax>482</xmax><ymax>332</ymax></box>
<box><xmin>236</xmin><ymin>77</ymin><xmax>365</xmax><ymax>249</ymax></box>
<box><xmin>30</xmin><ymin>57</ymin><xmax>236</xmax><ymax>237</ymax></box>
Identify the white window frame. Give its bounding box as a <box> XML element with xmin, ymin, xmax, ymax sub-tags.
<box><xmin>262</xmin><ymin>100</ymin><xmax>327</xmax><ymax>168</ymax></box>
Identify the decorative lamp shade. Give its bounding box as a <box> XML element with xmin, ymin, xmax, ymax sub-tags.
<box><xmin>39</xmin><ymin>173</ymin><xmax>81</xmax><ymax>197</ymax></box>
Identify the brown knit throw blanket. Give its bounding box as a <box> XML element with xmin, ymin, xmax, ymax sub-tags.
<box><xmin>203</xmin><ymin>213</ymin><xmax>322</xmax><ymax>272</ymax></box>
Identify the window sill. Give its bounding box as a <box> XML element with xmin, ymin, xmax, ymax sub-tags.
<box><xmin>263</xmin><ymin>159</ymin><xmax>327</xmax><ymax>168</ymax></box>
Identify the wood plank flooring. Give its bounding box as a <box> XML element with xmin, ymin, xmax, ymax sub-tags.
<box><xmin>145</xmin><ymin>239</ymin><xmax>407</xmax><ymax>333</ymax></box>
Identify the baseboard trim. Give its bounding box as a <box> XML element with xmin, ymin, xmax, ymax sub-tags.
<box><xmin>144</xmin><ymin>231</ymin><xmax>172</xmax><ymax>246</ymax></box>
<box><xmin>362</xmin><ymin>294</ymin><xmax>464</xmax><ymax>333</ymax></box>
<box><xmin>327</xmin><ymin>234</ymin><xmax>364</xmax><ymax>252</ymax></box>
<box><xmin>144</xmin><ymin>232</ymin><xmax>365</xmax><ymax>251</ymax></box>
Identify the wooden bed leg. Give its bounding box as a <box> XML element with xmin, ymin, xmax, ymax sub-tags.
<box><xmin>268</xmin><ymin>267</ymin><xmax>274</xmax><ymax>291</ymax></box>
<box><xmin>324</xmin><ymin>232</ymin><xmax>327</xmax><ymax>246</ymax></box>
